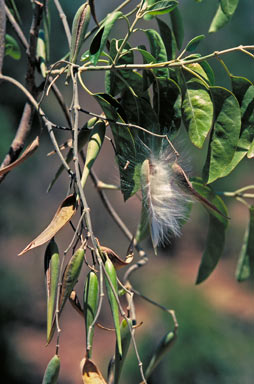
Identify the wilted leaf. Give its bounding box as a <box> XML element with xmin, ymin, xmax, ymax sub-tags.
<box><xmin>100</xmin><ymin>246</ymin><xmax>133</xmax><ymax>269</ymax></box>
<box><xmin>0</xmin><ymin>136</ymin><xmax>39</xmax><ymax>176</ymax></box>
<box><xmin>18</xmin><ymin>194</ymin><xmax>77</xmax><ymax>255</ymax></box>
<box><xmin>81</xmin><ymin>358</ymin><xmax>107</xmax><ymax>384</ymax></box>
<box><xmin>235</xmin><ymin>206</ymin><xmax>254</xmax><ymax>282</ymax></box>
<box><xmin>203</xmin><ymin>86</ymin><xmax>241</xmax><ymax>183</ymax></box>
<box><xmin>192</xmin><ymin>179</ymin><xmax>228</xmax><ymax>284</ymax></box>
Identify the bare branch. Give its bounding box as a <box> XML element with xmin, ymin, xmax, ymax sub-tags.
<box><xmin>0</xmin><ymin>0</ymin><xmax>6</xmax><ymax>76</ymax></box>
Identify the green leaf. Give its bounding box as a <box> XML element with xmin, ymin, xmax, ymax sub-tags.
<box><xmin>185</xmin><ymin>35</ymin><xmax>205</xmax><ymax>52</ymax></box>
<box><xmin>80</xmin><ymin>121</ymin><xmax>106</xmax><ymax>188</ymax></box>
<box><xmin>223</xmin><ymin>76</ymin><xmax>254</xmax><ymax>174</ymax></box>
<box><xmin>42</xmin><ymin>355</ymin><xmax>60</xmax><ymax>384</ymax></box>
<box><xmin>113</xmin><ymin>318</ymin><xmax>132</xmax><ymax>384</ymax></box>
<box><xmin>90</xmin><ymin>11</ymin><xmax>122</xmax><ymax>65</ymax></box>
<box><xmin>199</xmin><ymin>61</ymin><xmax>215</xmax><ymax>86</ymax></box>
<box><xmin>153</xmin><ymin>76</ymin><xmax>181</xmax><ymax>137</ymax></box>
<box><xmin>220</xmin><ymin>0</ymin><xmax>239</xmax><ymax>16</ymax></box>
<box><xmin>247</xmin><ymin>140</ymin><xmax>254</xmax><ymax>159</ymax></box>
<box><xmin>104</xmin><ymin>258</ymin><xmax>122</xmax><ymax>357</ymax></box>
<box><xmin>84</xmin><ymin>271</ymin><xmax>99</xmax><ymax>358</ymax></box>
<box><xmin>203</xmin><ymin>86</ymin><xmax>241</xmax><ymax>183</ymax></box>
<box><xmin>192</xmin><ymin>179</ymin><xmax>228</xmax><ymax>284</ymax></box>
<box><xmin>36</xmin><ymin>30</ymin><xmax>47</xmax><ymax>77</ymax></box>
<box><xmin>235</xmin><ymin>206</ymin><xmax>254</xmax><ymax>282</ymax></box>
<box><xmin>144</xmin><ymin>29</ymin><xmax>169</xmax><ymax>77</ymax></box>
<box><xmin>5</xmin><ymin>34</ymin><xmax>21</xmax><ymax>60</ymax></box>
<box><xmin>145</xmin><ymin>331</ymin><xmax>176</xmax><ymax>379</ymax></box>
<box><xmin>209</xmin><ymin>4</ymin><xmax>230</xmax><ymax>33</ymax></box>
<box><xmin>170</xmin><ymin>6</ymin><xmax>184</xmax><ymax>50</ymax></box>
<box><xmin>105</xmin><ymin>40</ymin><xmax>134</xmax><ymax>96</ymax></box>
<box><xmin>156</xmin><ymin>18</ymin><xmax>177</xmax><ymax>60</ymax></box>
<box><xmin>44</xmin><ymin>239</ymin><xmax>60</xmax><ymax>343</ymax></box>
<box><xmin>182</xmin><ymin>79</ymin><xmax>213</xmax><ymax>148</ymax></box>
<box><xmin>144</xmin><ymin>0</ymin><xmax>178</xmax><ymax>16</ymax></box>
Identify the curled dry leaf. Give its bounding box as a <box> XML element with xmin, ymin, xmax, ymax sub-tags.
<box><xmin>18</xmin><ymin>194</ymin><xmax>77</xmax><ymax>256</ymax></box>
<box><xmin>100</xmin><ymin>246</ymin><xmax>133</xmax><ymax>270</ymax></box>
<box><xmin>80</xmin><ymin>358</ymin><xmax>107</xmax><ymax>384</ymax></box>
<box><xmin>0</xmin><ymin>136</ymin><xmax>39</xmax><ymax>176</ymax></box>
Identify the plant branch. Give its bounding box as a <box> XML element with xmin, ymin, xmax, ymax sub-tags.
<box><xmin>54</xmin><ymin>0</ymin><xmax>71</xmax><ymax>48</ymax></box>
<box><xmin>0</xmin><ymin>0</ymin><xmax>6</xmax><ymax>76</ymax></box>
<box><xmin>5</xmin><ymin>4</ymin><xmax>29</xmax><ymax>50</ymax></box>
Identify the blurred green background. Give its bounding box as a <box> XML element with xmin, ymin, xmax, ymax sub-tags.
<box><xmin>0</xmin><ymin>1</ymin><xmax>253</xmax><ymax>383</ymax></box>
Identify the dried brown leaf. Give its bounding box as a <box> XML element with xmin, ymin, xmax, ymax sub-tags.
<box><xmin>100</xmin><ymin>246</ymin><xmax>133</xmax><ymax>270</ymax></box>
<box><xmin>18</xmin><ymin>194</ymin><xmax>77</xmax><ymax>256</ymax></box>
<box><xmin>81</xmin><ymin>358</ymin><xmax>107</xmax><ymax>384</ymax></box>
<box><xmin>0</xmin><ymin>136</ymin><xmax>39</xmax><ymax>176</ymax></box>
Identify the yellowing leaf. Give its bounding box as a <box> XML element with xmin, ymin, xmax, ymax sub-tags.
<box><xmin>18</xmin><ymin>194</ymin><xmax>77</xmax><ymax>255</ymax></box>
<box><xmin>81</xmin><ymin>358</ymin><xmax>107</xmax><ymax>384</ymax></box>
<box><xmin>0</xmin><ymin>136</ymin><xmax>39</xmax><ymax>176</ymax></box>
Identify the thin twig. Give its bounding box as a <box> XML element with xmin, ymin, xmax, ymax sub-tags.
<box><xmin>5</xmin><ymin>4</ymin><xmax>29</xmax><ymax>50</ymax></box>
<box><xmin>0</xmin><ymin>0</ymin><xmax>6</xmax><ymax>75</ymax></box>
<box><xmin>54</xmin><ymin>0</ymin><xmax>71</xmax><ymax>48</ymax></box>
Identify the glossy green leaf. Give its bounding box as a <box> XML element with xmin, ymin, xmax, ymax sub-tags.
<box><xmin>185</xmin><ymin>34</ymin><xmax>205</xmax><ymax>52</ymax></box>
<box><xmin>80</xmin><ymin>121</ymin><xmax>106</xmax><ymax>188</ymax></box>
<box><xmin>199</xmin><ymin>61</ymin><xmax>215</xmax><ymax>86</ymax></box>
<box><xmin>90</xmin><ymin>11</ymin><xmax>122</xmax><ymax>65</ymax></box>
<box><xmin>144</xmin><ymin>29</ymin><xmax>169</xmax><ymax>77</ymax></box>
<box><xmin>170</xmin><ymin>6</ymin><xmax>184</xmax><ymax>50</ymax></box>
<box><xmin>153</xmin><ymin>76</ymin><xmax>181</xmax><ymax>137</ymax></box>
<box><xmin>209</xmin><ymin>4</ymin><xmax>230</xmax><ymax>33</ymax></box>
<box><xmin>145</xmin><ymin>331</ymin><xmax>176</xmax><ymax>379</ymax></box>
<box><xmin>105</xmin><ymin>40</ymin><xmax>134</xmax><ymax>96</ymax></box>
<box><xmin>69</xmin><ymin>3</ymin><xmax>91</xmax><ymax>64</ymax></box>
<box><xmin>105</xmin><ymin>258</ymin><xmax>122</xmax><ymax>357</ymax></box>
<box><xmin>144</xmin><ymin>0</ymin><xmax>178</xmax><ymax>16</ymax></box>
<box><xmin>5</xmin><ymin>34</ymin><xmax>21</xmax><ymax>60</ymax></box>
<box><xmin>42</xmin><ymin>355</ymin><xmax>60</xmax><ymax>384</ymax></box>
<box><xmin>220</xmin><ymin>0</ymin><xmax>239</xmax><ymax>16</ymax></box>
<box><xmin>94</xmin><ymin>93</ymin><xmax>140</xmax><ymax>200</ymax></box>
<box><xmin>84</xmin><ymin>271</ymin><xmax>99</xmax><ymax>358</ymax></box>
<box><xmin>185</xmin><ymin>63</ymin><xmax>210</xmax><ymax>85</ymax></box>
<box><xmin>113</xmin><ymin>318</ymin><xmax>132</xmax><ymax>384</ymax></box>
<box><xmin>156</xmin><ymin>18</ymin><xmax>177</xmax><ymax>60</ymax></box>
<box><xmin>59</xmin><ymin>248</ymin><xmax>85</xmax><ymax>312</ymax></box>
<box><xmin>44</xmin><ymin>239</ymin><xmax>60</xmax><ymax>343</ymax></box>
<box><xmin>223</xmin><ymin>76</ymin><xmax>254</xmax><ymax>174</ymax></box>
<box><xmin>192</xmin><ymin>179</ymin><xmax>228</xmax><ymax>284</ymax></box>
<box><xmin>182</xmin><ymin>79</ymin><xmax>213</xmax><ymax>148</ymax></box>
<box><xmin>203</xmin><ymin>86</ymin><xmax>241</xmax><ymax>183</ymax></box>
<box><xmin>235</xmin><ymin>206</ymin><xmax>254</xmax><ymax>282</ymax></box>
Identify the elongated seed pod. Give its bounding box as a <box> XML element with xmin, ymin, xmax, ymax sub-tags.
<box><xmin>84</xmin><ymin>271</ymin><xmax>99</xmax><ymax>358</ymax></box>
<box><xmin>105</xmin><ymin>258</ymin><xmax>122</xmax><ymax>357</ymax></box>
<box><xmin>81</xmin><ymin>121</ymin><xmax>106</xmax><ymax>188</ymax></box>
<box><xmin>44</xmin><ymin>239</ymin><xmax>60</xmax><ymax>343</ymax></box>
<box><xmin>113</xmin><ymin>318</ymin><xmax>132</xmax><ymax>384</ymax></box>
<box><xmin>69</xmin><ymin>3</ymin><xmax>91</xmax><ymax>64</ymax></box>
<box><xmin>42</xmin><ymin>355</ymin><xmax>60</xmax><ymax>384</ymax></box>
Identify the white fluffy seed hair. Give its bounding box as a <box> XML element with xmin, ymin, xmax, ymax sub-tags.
<box><xmin>141</xmin><ymin>150</ymin><xmax>192</xmax><ymax>248</ymax></box>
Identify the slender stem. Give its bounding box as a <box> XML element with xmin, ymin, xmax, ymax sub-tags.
<box><xmin>0</xmin><ymin>0</ymin><xmax>6</xmax><ymax>75</ymax></box>
<box><xmin>5</xmin><ymin>4</ymin><xmax>29</xmax><ymax>50</ymax></box>
<box><xmin>54</xmin><ymin>0</ymin><xmax>71</xmax><ymax>48</ymax></box>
